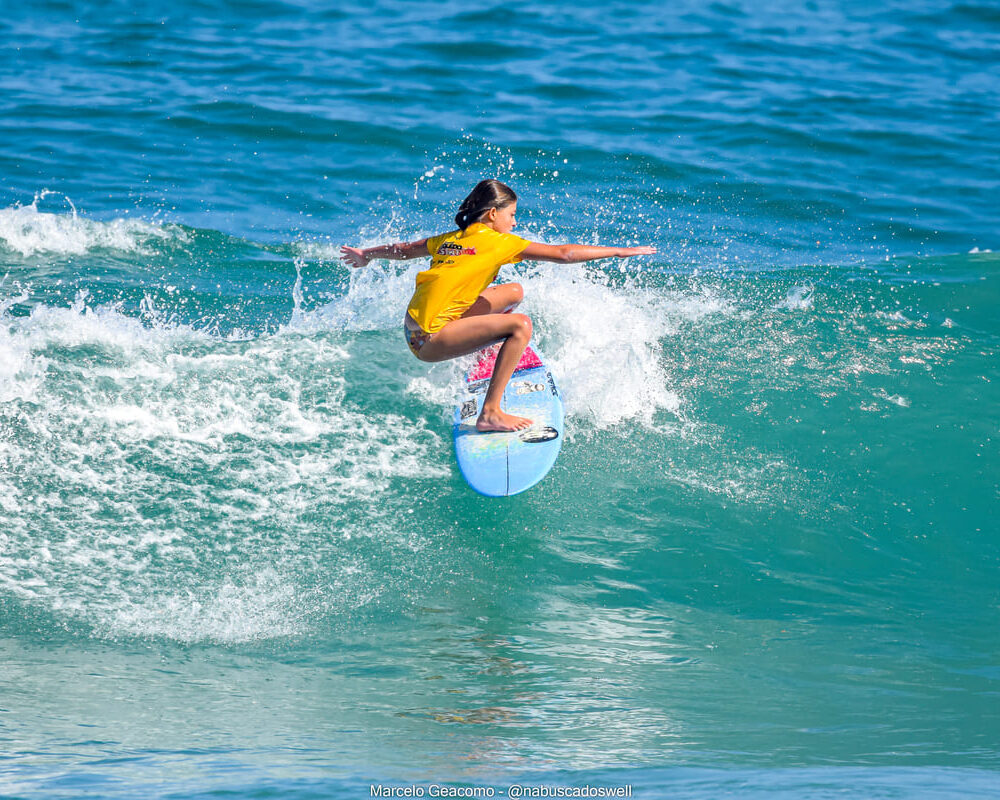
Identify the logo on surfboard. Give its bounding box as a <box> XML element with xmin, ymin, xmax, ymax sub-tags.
<box><xmin>460</xmin><ymin>400</ymin><xmax>478</xmax><ymax>420</ymax></box>
<box><xmin>519</xmin><ymin>426</ymin><xmax>559</xmax><ymax>444</ymax></box>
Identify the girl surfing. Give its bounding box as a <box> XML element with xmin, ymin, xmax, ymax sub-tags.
<box><xmin>340</xmin><ymin>180</ymin><xmax>655</xmax><ymax>433</ymax></box>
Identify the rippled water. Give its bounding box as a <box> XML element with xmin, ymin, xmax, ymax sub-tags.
<box><xmin>1</xmin><ymin>1</ymin><xmax>998</xmax><ymax>798</ymax></box>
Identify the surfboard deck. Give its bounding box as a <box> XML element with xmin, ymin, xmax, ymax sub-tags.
<box><xmin>453</xmin><ymin>344</ymin><xmax>564</xmax><ymax>497</ymax></box>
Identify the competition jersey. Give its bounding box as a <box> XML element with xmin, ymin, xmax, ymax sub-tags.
<box><xmin>406</xmin><ymin>223</ymin><xmax>529</xmax><ymax>334</ymax></box>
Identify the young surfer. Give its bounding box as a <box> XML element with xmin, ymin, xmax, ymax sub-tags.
<box><xmin>340</xmin><ymin>179</ymin><xmax>656</xmax><ymax>432</ymax></box>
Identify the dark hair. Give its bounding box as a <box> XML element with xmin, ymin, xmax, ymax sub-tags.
<box><xmin>454</xmin><ymin>179</ymin><xmax>517</xmax><ymax>230</ymax></box>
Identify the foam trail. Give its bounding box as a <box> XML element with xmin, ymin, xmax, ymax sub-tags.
<box><xmin>0</xmin><ymin>294</ymin><xmax>446</xmax><ymax>643</ymax></box>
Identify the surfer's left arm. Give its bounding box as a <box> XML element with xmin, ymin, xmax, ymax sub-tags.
<box><xmin>340</xmin><ymin>239</ymin><xmax>429</xmax><ymax>268</ymax></box>
<box><xmin>520</xmin><ymin>242</ymin><xmax>656</xmax><ymax>264</ymax></box>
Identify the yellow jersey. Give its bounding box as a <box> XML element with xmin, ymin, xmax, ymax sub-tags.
<box><xmin>406</xmin><ymin>223</ymin><xmax>529</xmax><ymax>333</ymax></box>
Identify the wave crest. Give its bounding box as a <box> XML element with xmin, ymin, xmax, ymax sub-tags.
<box><xmin>0</xmin><ymin>191</ymin><xmax>188</xmax><ymax>257</ymax></box>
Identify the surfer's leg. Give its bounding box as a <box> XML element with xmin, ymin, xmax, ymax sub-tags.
<box><xmin>415</xmin><ymin>312</ymin><xmax>533</xmax><ymax>432</ymax></box>
<box><xmin>476</xmin><ymin>317</ymin><xmax>534</xmax><ymax>432</ymax></box>
<box><xmin>416</xmin><ymin>311</ymin><xmax>530</xmax><ymax>363</ymax></box>
<box><xmin>460</xmin><ymin>283</ymin><xmax>524</xmax><ymax>318</ymax></box>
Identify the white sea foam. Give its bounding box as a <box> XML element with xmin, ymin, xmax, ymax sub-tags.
<box><xmin>0</xmin><ymin>294</ymin><xmax>446</xmax><ymax>643</ymax></box>
<box><xmin>103</xmin><ymin>571</ymin><xmax>315</xmax><ymax>643</ymax></box>
<box><xmin>517</xmin><ymin>264</ymin><xmax>731</xmax><ymax>428</ymax></box>
<box><xmin>0</xmin><ymin>192</ymin><xmax>188</xmax><ymax>257</ymax></box>
<box><xmin>0</xmin><ymin>281</ymin><xmax>46</xmax><ymax>402</ymax></box>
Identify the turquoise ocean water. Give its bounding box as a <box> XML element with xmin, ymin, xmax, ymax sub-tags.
<box><xmin>1</xmin><ymin>1</ymin><xmax>998</xmax><ymax>797</ymax></box>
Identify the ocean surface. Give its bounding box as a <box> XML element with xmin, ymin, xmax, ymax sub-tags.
<box><xmin>1</xmin><ymin>1</ymin><xmax>998</xmax><ymax>797</ymax></box>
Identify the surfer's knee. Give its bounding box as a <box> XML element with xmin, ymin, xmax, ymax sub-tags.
<box><xmin>507</xmin><ymin>283</ymin><xmax>524</xmax><ymax>306</ymax></box>
<box><xmin>509</xmin><ymin>313</ymin><xmax>532</xmax><ymax>340</ymax></box>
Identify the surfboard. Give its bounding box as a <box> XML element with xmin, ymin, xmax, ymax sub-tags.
<box><xmin>453</xmin><ymin>344</ymin><xmax>564</xmax><ymax>497</ymax></box>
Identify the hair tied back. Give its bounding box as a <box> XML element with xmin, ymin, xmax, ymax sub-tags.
<box><xmin>454</xmin><ymin>179</ymin><xmax>518</xmax><ymax>230</ymax></box>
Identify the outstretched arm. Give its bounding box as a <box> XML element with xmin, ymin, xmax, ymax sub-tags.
<box><xmin>521</xmin><ymin>241</ymin><xmax>656</xmax><ymax>264</ymax></box>
<box><xmin>340</xmin><ymin>238</ymin><xmax>429</xmax><ymax>268</ymax></box>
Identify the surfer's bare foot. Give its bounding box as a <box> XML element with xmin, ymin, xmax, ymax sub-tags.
<box><xmin>476</xmin><ymin>408</ymin><xmax>533</xmax><ymax>432</ymax></box>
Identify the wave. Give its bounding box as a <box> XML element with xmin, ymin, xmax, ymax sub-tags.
<box><xmin>2</xmin><ymin>211</ymin><xmax>995</xmax><ymax>644</ymax></box>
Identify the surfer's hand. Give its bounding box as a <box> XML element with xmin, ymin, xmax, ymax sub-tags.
<box><xmin>619</xmin><ymin>246</ymin><xmax>657</xmax><ymax>257</ymax></box>
<box><xmin>340</xmin><ymin>246</ymin><xmax>369</xmax><ymax>268</ymax></box>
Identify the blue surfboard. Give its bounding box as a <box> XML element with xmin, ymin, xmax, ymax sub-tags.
<box><xmin>453</xmin><ymin>344</ymin><xmax>564</xmax><ymax>497</ymax></box>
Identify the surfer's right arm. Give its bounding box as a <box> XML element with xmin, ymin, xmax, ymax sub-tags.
<box><xmin>340</xmin><ymin>239</ymin><xmax>429</xmax><ymax>268</ymax></box>
<box><xmin>520</xmin><ymin>242</ymin><xmax>656</xmax><ymax>263</ymax></box>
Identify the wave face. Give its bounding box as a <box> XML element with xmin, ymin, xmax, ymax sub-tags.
<box><xmin>1</xmin><ymin>0</ymin><xmax>999</xmax><ymax>797</ymax></box>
